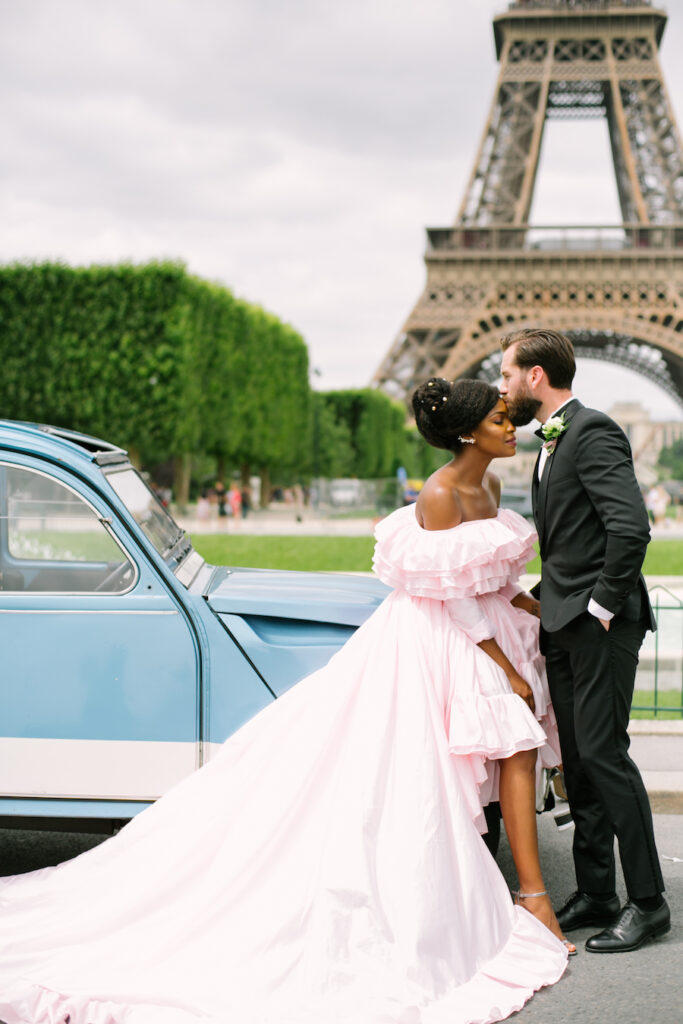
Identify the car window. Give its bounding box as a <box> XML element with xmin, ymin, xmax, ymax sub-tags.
<box><xmin>104</xmin><ymin>467</ymin><xmax>181</xmax><ymax>555</ymax></box>
<box><xmin>1</xmin><ymin>464</ymin><xmax>135</xmax><ymax>593</ymax></box>
<box><xmin>104</xmin><ymin>466</ymin><xmax>204</xmax><ymax>587</ymax></box>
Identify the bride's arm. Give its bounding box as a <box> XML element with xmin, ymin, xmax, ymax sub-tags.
<box><xmin>443</xmin><ymin>599</ymin><xmax>535</xmax><ymax>713</ymax></box>
<box><xmin>498</xmin><ymin>579</ymin><xmax>540</xmax><ymax>617</ymax></box>
<box><xmin>510</xmin><ymin>592</ymin><xmax>541</xmax><ymax>618</ymax></box>
<box><xmin>477</xmin><ymin>637</ymin><xmax>535</xmax><ymax>713</ymax></box>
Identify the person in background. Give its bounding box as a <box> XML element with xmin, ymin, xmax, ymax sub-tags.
<box><xmin>227</xmin><ymin>484</ymin><xmax>241</xmax><ymax>521</ymax></box>
<box><xmin>240</xmin><ymin>484</ymin><xmax>251</xmax><ymax>519</ymax></box>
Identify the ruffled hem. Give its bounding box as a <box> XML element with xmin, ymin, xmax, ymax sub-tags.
<box><xmin>373</xmin><ymin>506</ymin><xmax>537</xmax><ymax>599</ymax></box>
<box><xmin>0</xmin><ymin>908</ymin><xmax>567</xmax><ymax>1024</ymax></box>
<box><xmin>449</xmin><ymin>691</ymin><xmax>548</xmax><ymax>760</ymax></box>
<box><xmin>445</xmin><ymin>688</ymin><xmax>558</xmax><ymax>831</ymax></box>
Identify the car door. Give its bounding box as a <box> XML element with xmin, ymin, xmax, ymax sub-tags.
<box><xmin>0</xmin><ymin>456</ymin><xmax>201</xmax><ymax>804</ymax></box>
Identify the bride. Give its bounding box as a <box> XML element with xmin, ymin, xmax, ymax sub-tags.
<box><xmin>0</xmin><ymin>378</ymin><xmax>571</xmax><ymax>1024</ymax></box>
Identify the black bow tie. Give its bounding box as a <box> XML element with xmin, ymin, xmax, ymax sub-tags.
<box><xmin>534</xmin><ymin>427</ymin><xmax>544</xmax><ymax>441</ymax></box>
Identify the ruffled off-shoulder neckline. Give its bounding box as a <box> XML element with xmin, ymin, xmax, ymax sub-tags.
<box><xmin>372</xmin><ymin>504</ymin><xmax>537</xmax><ymax>600</ymax></box>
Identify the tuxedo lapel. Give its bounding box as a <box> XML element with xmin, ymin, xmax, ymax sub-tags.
<box><xmin>534</xmin><ymin>399</ymin><xmax>583</xmax><ymax>550</ymax></box>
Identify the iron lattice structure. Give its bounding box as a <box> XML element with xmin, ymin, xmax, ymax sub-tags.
<box><xmin>374</xmin><ymin>0</ymin><xmax>683</xmax><ymax>410</ymax></box>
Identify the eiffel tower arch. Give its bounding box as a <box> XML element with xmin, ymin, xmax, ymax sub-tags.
<box><xmin>374</xmin><ymin>0</ymin><xmax>683</xmax><ymax>411</ymax></box>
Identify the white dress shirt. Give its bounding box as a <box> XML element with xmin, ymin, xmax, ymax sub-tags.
<box><xmin>537</xmin><ymin>398</ymin><xmax>573</xmax><ymax>482</ymax></box>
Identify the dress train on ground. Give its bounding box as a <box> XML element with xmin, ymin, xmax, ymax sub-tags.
<box><xmin>0</xmin><ymin>506</ymin><xmax>567</xmax><ymax>1023</ymax></box>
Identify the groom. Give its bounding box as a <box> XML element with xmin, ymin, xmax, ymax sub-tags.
<box><xmin>499</xmin><ymin>327</ymin><xmax>670</xmax><ymax>953</ymax></box>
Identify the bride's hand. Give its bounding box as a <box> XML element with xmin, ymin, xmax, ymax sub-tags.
<box><xmin>508</xmin><ymin>671</ymin><xmax>535</xmax><ymax>714</ymax></box>
<box><xmin>475</xmin><ymin>639</ymin><xmax>536</xmax><ymax>715</ymax></box>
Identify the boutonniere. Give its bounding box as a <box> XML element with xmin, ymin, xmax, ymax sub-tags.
<box><xmin>541</xmin><ymin>412</ymin><xmax>567</xmax><ymax>455</ymax></box>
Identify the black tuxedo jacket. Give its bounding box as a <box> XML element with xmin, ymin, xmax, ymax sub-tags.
<box><xmin>531</xmin><ymin>398</ymin><xmax>655</xmax><ymax>633</ymax></box>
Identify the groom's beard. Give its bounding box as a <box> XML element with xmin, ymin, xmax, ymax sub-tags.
<box><xmin>506</xmin><ymin>395</ymin><xmax>542</xmax><ymax>427</ymax></box>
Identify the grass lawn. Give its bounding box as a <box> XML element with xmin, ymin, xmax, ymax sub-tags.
<box><xmin>191</xmin><ymin>534</ymin><xmax>376</xmax><ymax>572</ymax></box>
<box><xmin>192</xmin><ymin>533</ymin><xmax>683</xmax><ymax>576</ymax></box>
<box><xmin>631</xmin><ymin>690</ymin><xmax>683</xmax><ymax>719</ymax></box>
<box><xmin>520</xmin><ymin>539</ymin><xmax>683</xmax><ymax>576</ymax></box>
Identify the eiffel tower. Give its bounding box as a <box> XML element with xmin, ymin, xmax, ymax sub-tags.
<box><xmin>374</xmin><ymin>0</ymin><xmax>683</xmax><ymax>409</ymax></box>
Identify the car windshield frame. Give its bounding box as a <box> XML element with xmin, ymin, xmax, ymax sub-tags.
<box><xmin>104</xmin><ymin>465</ymin><xmax>203</xmax><ymax>582</ymax></box>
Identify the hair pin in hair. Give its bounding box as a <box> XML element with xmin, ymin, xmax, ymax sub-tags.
<box><xmin>458</xmin><ymin>436</ymin><xmax>475</xmax><ymax>445</ymax></box>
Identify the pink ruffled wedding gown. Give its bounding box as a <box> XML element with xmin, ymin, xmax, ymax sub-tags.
<box><xmin>0</xmin><ymin>506</ymin><xmax>567</xmax><ymax>1024</ymax></box>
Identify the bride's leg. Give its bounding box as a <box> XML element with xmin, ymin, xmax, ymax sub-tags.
<box><xmin>498</xmin><ymin>749</ymin><xmax>576</xmax><ymax>953</ymax></box>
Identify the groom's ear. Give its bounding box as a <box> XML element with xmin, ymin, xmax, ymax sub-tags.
<box><xmin>528</xmin><ymin>365</ymin><xmax>545</xmax><ymax>389</ymax></box>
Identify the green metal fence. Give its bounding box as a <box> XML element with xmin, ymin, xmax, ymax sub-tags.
<box><xmin>631</xmin><ymin>587</ymin><xmax>683</xmax><ymax>719</ymax></box>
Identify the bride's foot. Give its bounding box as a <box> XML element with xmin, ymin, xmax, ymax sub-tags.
<box><xmin>514</xmin><ymin>890</ymin><xmax>577</xmax><ymax>955</ymax></box>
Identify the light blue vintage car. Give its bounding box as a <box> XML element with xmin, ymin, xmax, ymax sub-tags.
<box><xmin>0</xmin><ymin>421</ymin><xmax>388</xmax><ymax>832</ymax></box>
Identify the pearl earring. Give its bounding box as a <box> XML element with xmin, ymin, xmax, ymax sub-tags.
<box><xmin>458</xmin><ymin>436</ymin><xmax>475</xmax><ymax>445</ymax></box>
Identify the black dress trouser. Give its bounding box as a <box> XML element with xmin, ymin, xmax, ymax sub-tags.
<box><xmin>544</xmin><ymin>611</ymin><xmax>664</xmax><ymax>901</ymax></box>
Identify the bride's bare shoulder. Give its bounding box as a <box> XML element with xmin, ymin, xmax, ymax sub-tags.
<box><xmin>416</xmin><ymin>468</ymin><xmax>463</xmax><ymax>530</ymax></box>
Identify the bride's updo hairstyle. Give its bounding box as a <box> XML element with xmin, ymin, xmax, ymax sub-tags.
<box><xmin>412</xmin><ymin>377</ymin><xmax>500</xmax><ymax>453</ymax></box>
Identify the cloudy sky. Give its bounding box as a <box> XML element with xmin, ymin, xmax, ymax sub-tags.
<box><xmin>2</xmin><ymin>0</ymin><xmax>683</xmax><ymax>419</ymax></box>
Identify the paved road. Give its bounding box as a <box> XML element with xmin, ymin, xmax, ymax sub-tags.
<box><xmin>1</xmin><ymin>810</ymin><xmax>680</xmax><ymax>1022</ymax></box>
<box><xmin>498</xmin><ymin>810</ymin><xmax>683</xmax><ymax>1023</ymax></box>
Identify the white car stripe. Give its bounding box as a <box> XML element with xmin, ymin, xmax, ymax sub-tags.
<box><xmin>0</xmin><ymin>737</ymin><xmax>199</xmax><ymax>800</ymax></box>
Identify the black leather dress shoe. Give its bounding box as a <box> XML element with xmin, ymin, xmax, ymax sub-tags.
<box><xmin>585</xmin><ymin>899</ymin><xmax>670</xmax><ymax>953</ymax></box>
<box><xmin>556</xmin><ymin>891</ymin><xmax>621</xmax><ymax>932</ymax></box>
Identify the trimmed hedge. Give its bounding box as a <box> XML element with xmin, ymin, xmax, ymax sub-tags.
<box><xmin>0</xmin><ymin>261</ymin><xmax>431</xmax><ymax>494</ymax></box>
<box><xmin>0</xmin><ymin>261</ymin><xmax>312</xmax><ymax>501</ymax></box>
<box><xmin>313</xmin><ymin>389</ymin><xmax>444</xmax><ymax>480</ymax></box>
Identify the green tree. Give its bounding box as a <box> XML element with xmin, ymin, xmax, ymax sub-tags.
<box><xmin>316</xmin><ymin>389</ymin><xmax>410</xmax><ymax>478</ymax></box>
<box><xmin>0</xmin><ymin>261</ymin><xmax>314</xmax><ymax>505</ymax></box>
<box><xmin>658</xmin><ymin>437</ymin><xmax>683</xmax><ymax>480</ymax></box>
<box><xmin>224</xmin><ymin>309</ymin><xmax>312</xmax><ymax>502</ymax></box>
<box><xmin>310</xmin><ymin>393</ymin><xmax>354</xmax><ymax>478</ymax></box>
<box><xmin>0</xmin><ymin>261</ymin><xmax>198</xmax><ymax>465</ymax></box>
<box><xmin>401</xmin><ymin>425</ymin><xmax>446</xmax><ymax>479</ymax></box>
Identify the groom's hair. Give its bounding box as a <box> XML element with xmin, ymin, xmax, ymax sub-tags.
<box><xmin>500</xmin><ymin>328</ymin><xmax>576</xmax><ymax>389</ymax></box>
